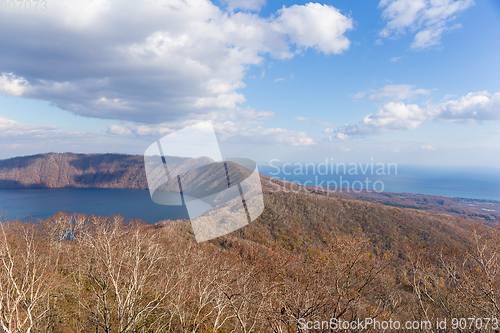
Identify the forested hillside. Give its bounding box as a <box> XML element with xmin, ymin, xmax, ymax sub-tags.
<box><xmin>0</xmin><ymin>153</ymin><xmax>149</xmax><ymax>189</ymax></box>
<box><xmin>0</xmin><ymin>183</ymin><xmax>499</xmax><ymax>332</ymax></box>
<box><xmin>0</xmin><ymin>153</ymin><xmax>499</xmax><ymax>331</ymax></box>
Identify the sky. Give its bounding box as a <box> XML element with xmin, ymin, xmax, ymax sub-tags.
<box><xmin>0</xmin><ymin>0</ymin><xmax>499</xmax><ymax>167</ymax></box>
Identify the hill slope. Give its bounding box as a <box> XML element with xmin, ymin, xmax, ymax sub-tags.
<box><xmin>0</xmin><ymin>153</ymin><xmax>499</xmax><ymax>331</ymax></box>
<box><xmin>0</xmin><ymin>153</ymin><xmax>149</xmax><ymax>189</ymax></box>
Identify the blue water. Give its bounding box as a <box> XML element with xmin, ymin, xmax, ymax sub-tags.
<box><xmin>259</xmin><ymin>164</ymin><xmax>500</xmax><ymax>201</ymax></box>
<box><xmin>0</xmin><ymin>188</ymin><xmax>190</xmax><ymax>222</ymax></box>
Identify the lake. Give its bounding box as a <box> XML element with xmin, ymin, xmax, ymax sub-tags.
<box><xmin>0</xmin><ymin>188</ymin><xmax>190</xmax><ymax>222</ymax></box>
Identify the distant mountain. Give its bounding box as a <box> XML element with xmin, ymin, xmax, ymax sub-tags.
<box><xmin>0</xmin><ymin>153</ymin><xmax>150</xmax><ymax>189</ymax></box>
<box><xmin>0</xmin><ymin>153</ymin><xmax>265</xmax><ymax>191</ymax></box>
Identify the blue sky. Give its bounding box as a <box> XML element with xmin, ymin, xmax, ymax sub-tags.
<box><xmin>0</xmin><ymin>0</ymin><xmax>499</xmax><ymax>166</ymax></box>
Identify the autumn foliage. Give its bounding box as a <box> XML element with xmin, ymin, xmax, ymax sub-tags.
<box><xmin>0</xmin><ymin>189</ymin><xmax>499</xmax><ymax>332</ymax></box>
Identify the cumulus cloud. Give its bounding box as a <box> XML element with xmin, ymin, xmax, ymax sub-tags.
<box><xmin>378</xmin><ymin>0</ymin><xmax>474</xmax><ymax>49</ymax></box>
<box><xmin>0</xmin><ymin>0</ymin><xmax>353</xmax><ymax>124</ymax></box>
<box><xmin>421</xmin><ymin>144</ymin><xmax>436</xmax><ymax>150</ymax></box>
<box><xmin>0</xmin><ymin>73</ymin><xmax>29</xmax><ymax>97</ymax></box>
<box><xmin>275</xmin><ymin>3</ymin><xmax>353</xmax><ymax>55</ymax></box>
<box><xmin>336</xmin><ymin>102</ymin><xmax>433</xmax><ymax>137</ymax></box>
<box><xmin>107</xmin><ymin>125</ymin><xmax>133</xmax><ymax>136</ymax></box>
<box><xmin>436</xmin><ymin>91</ymin><xmax>500</xmax><ymax>122</ymax></box>
<box><xmin>335</xmin><ymin>91</ymin><xmax>500</xmax><ymax>138</ymax></box>
<box><xmin>335</xmin><ymin>133</ymin><xmax>348</xmax><ymax>140</ymax></box>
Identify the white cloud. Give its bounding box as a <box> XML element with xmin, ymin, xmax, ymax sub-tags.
<box><xmin>411</xmin><ymin>23</ymin><xmax>461</xmax><ymax>49</ymax></box>
<box><xmin>378</xmin><ymin>0</ymin><xmax>474</xmax><ymax>49</ymax></box>
<box><xmin>355</xmin><ymin>84</ymin><xmax>430</xmax><ymax>101</ymax></box>
<box><xmin>335</xmin><ymin>90</ymin><xmax>500</xmax><ymax>138</ymax></box>
<box><xmin>275</xmin><ymin>3</ymin><xmax>353</xmax><ymax>55</ymax></box>
<box><xmin>294</xmin><ymin>116</ymin><xmax>335</xmax><ymax>129</ymax></box>
<box><xmin>194</xmin><ymin>93</ymin><xmax>247</xmax><ymax>109</ymax></box>
<box><xmin>107</xmin><ymin>125</ymin><xmax>133</xmax><ymax>136</ymax></box>
<box><xmin>0</xmin><ymin>116</ymin><xmax>60</xmax><ymax>137</ymax></box>
<box><xmin>336</xmin><ymin>102</ymin><xmax>433</xmax><ymax>137</ymax></box>
<box><xmin>293</xmin><ymin>116</ymin><xmax>309</xmax><ymax>123</ymax></box>
<box><xmin>214</xmin><ymin>120</ymin><xmax>315</xmax><ymax>146</ymax></box>
<box><xmin>336</xmin><ymin>133</ymin><xmax>348</xmax><ymax>140</ymax></box>
<box><xmin>421</xmin><ymin>144</ymin><xmax>436</xmax><ymax>150</ymax></box>
<box><xmin>352</xmin><ymin>91</ymin><xmax>366</xmax><ymax>99</ymax></box>
<box><xmin>227</xmin><ymin>107</ymin><xmax>275</xmax><ymax>120</ymax></box>
<box><xmin>0</xmin><ymin>116</ymin><xmax>101</xmax><ymax>153</ymax></box>
<box><xmin>105</xmin><ymin>107</ymin><xmax>310</xmax><ymax>147</ymax></box>
<box><xmin>0</xmin><ymin>73</ymin><xmax>29</xmax><ymax>97</ymax></box>
<box><xmin>436</xmin><ymin>91</ymin><xmax>500</xmax><ymax>122</ymax></box>
<box><xmin>274</xmin><ymin>77</ymin><xmax>285</xmax><ymax>83</ymax></box>
<box><xmin>441</xmin><ymin>94</ymin><xmax>458</xmax><ymax>101</ymax></box>
<box><xmin>0</xmin><ymin>116</ymin><xmax>150</xmax><ymax>157</ymax></box>
<box><xmin>0</xmin><ymin>0</ymin><xmax>353</xmax><ymax>124</ymax></box>
<box><xmin>389</xmin><ymin>56</ymin><xmax>402</xmax><ymax>62</ymax></box>
<box><xmin>107</xmin><ymin>123</ymin><xmax>174</xmax><ymax>137</ymax></box>
<box><xmin>369</xmin><ymin>84</ymin><xmax>430</xmax><ymax>100</ymax></box>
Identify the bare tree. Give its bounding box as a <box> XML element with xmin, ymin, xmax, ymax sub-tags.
<box><xmin>166</xmin><ymin>243</ymin><xmax>236</xmax><ymax>332</ymax></box>
<box><xmin>455</xmin><ymin>229</ymin><xmax>500</xmax><ymax>318</ymax></box>
<box><xmin>0</xmin><ymin>222</ymin><xmax>56</xmax><ymax>333</ymax></box>
<box><xmin>67</xmin><ymin>216</ymin><xmax>174</xmax><ymax>332</ymax></box>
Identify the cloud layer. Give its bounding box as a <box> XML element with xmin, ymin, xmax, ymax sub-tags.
<box><xmin>107</xmin><ymin>111</ymin><xmax>315</xmax><ymax>147</ymax></box>
<box><xmin>0</xmin><ymin>0</ymin><xmax>353</xmax><ymax>124</ymax></box>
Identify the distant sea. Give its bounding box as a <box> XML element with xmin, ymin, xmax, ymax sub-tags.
<box><xmin>259</xmin><ymin>164</ymin><xmax>500</xmax><ymax>201</ymax></box>
<box><xmin>0</xmin><ymin>165</ymin><xmax>499</xmax><ymax>222</ymax></box>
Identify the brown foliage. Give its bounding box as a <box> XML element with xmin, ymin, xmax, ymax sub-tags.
<box><xmin>0</xmin><ymin>189</ymin><xmax>499</xmax><ymax>332</ymax></box>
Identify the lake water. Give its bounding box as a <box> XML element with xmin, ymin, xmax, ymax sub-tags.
<box><xmin>1</xmin><ymin>165</ymin><xmax>499</xmax><ymax>222</ymax></box>
<box><xmin>0</xmin><ymin>188</ymin><xmax>190</xmax><ymax>222</ymax></box>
